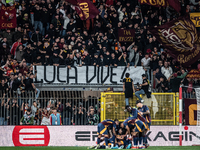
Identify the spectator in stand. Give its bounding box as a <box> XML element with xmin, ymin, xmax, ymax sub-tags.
<box><xmin>0</xmin><ymin>43</ymin><xmax>10</xmax><ymax>63</ymax></box>
<box><xmin>141</xmin><ymin>53</ymin><xmax>151</xmax><ymax>79</ymax></box>
<box><xmin>64</xmin><ymin>102</ymin><xmax>72</xmax><ymax>125</ymax></box>
<box><xmin>77</xmin><ymin>104</ymin><xmax>86</xmax><ymax>125</ymax></box>
<box><xmin>0</xmin><ymin>99</ymin><xmax>6</xmax><ymax>125</ymax></box>
<box><xmin>10</xmin><ymin>99</ymin><xmax>20</xmax><ymax>125</ymax></box>
<box><xmin>118</xmin><ymin>52</ymin><xmax>130</xmax><ymax>67</ymax></box>
<box><xmin>31</xmin><ymin>101</ymin><xmax>37</xmax><ymax>117</ymax></box>
<box><xmin>156</xmin><ymin>76</ymin><xmax>170</xmax><ymax>92</ymax></box>
<box><xmin>127</xmin><ymin>42</ymin><xmax>138</xmax><ymax>67</ymax></box>
<box><xmin>150</xmin><ymin>55</ymin><xmax>159</xmax><ymax>77</ymax></box>
<box><xmin>161</xmin><ymin>61</ymin><xmax>173</xmax><ymax>80</ymax></box>
<box><xmin>41</xmin><ymin>107</ymin><xmax>50</xmax><ymax>125</ymax></box>
<box><xmin>104</xmin><ymin>51</ymin><xmax>111</xmax><ymax>67</ymax></box>
<box><xmin>56</xmin><ymin>99</ymin><xmax>63</xmax><ymax>118</ymax></box>
<box><xmin>110</xmin><ymin>53</ymin><xmax>118</xmax><ymax>67</ymax></box>
<box><xmin>33</xmin><ymin>4</ymin><xmax>43</xmax><ymax>33</ymax></box>
<box><xmin>87</xmin><ymin>107</ymin><xmax>99</xmax><ymax>125</ymax></box>
<box><xmin>16</xmin><ymin>45</ymin><xmax>24</xmax><ymax>62</ymax></box>
<box><xmin>24</xmin><ymin>73</ymin><xmax>40</xmax><ymax>99</ymax></box>
<box><xmin>50</xmin><ymin>107</ymin><xmax>62</xmax><ymax>125</ymax></box>
<box><xmin>30</xmin><ymin>28</ymin><xmax>42</xmax><ymax>43</ymax></box>
<box><xmin>169</xmin><ymin>73</ymin><xmax>182</xmax><ymax>93</ymax></box>
<box><xmin>20</xmin><ymin>109</ymin><xmax>34</xmax><ymax>125</ymax></box>
<box><xmin>177</xmin><ymin>68</ymin><xmax>188</xmax><ymax>79</ymax></box>
<box><xmin>10</xmin><ymin>38</ymin><xmax>22</xmax><ymax>57</ymax></box>
<box><xmin>2</xmin><ymin>29</ymin><xmax>14</xmax><ymax>48</ymax></box>
<box><xmin>0</xmin><ymin>79</ymin><xmax>9</xmax><ymax>94</ymax></box>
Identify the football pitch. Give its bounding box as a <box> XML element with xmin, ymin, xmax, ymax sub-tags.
<box><xmin>0</xmin><ymin>147</ymin><xmax>200</xmax><ymax>150</ymax></box>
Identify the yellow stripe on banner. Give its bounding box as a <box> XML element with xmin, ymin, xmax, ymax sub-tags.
<box><xmin>135</xmin><ymin>123</ymin><xmax>142</xmax><ymax>132</ymax></box>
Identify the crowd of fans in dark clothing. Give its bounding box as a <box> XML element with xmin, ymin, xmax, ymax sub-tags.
<box><xmin>0</xmin><ymin>0</ymin><xmax>200</xmax><ymax>125</ymax></box>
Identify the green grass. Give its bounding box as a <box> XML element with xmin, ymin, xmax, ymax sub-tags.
<box><xmin>0</xmin><ymin>146</ymin><xmax>200</xmax><ymax>150</ymax></box>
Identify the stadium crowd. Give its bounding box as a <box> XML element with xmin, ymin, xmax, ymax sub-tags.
<box><xmin>0</xmin><ymin>0</ymin><xmax>200</xmax><ymax>125</ymax></box>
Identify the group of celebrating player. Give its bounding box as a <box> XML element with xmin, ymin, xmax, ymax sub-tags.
<box><xmin>89</xmin><ymin>100</ymin><xmax>151</xmax><ymax>149</ymax></box>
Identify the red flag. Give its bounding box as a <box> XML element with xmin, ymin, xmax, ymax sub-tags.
<box><xmin>167</xmin><ymin>0</ymin><xmax>181</xmax><ymax>12</ymax></box>
<box><xmin>149</xmin><ymin>15</ymin><xmax>200</xmax><ymax>66</ymax></box>
<box><xmin>66</xmin><ymin>0</ymin><xmax>99</xmax><ymax>20</ymax></box>
<box><xmin>0</xmin><ymin>5</ymin><xmax>17</xmax><ymax>29</ymax></box>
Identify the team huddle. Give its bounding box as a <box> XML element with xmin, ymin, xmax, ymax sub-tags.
<box><xmin>89</xmin><ymin>100</ymin><xmax>151</xmax><ymax>149</ymax></box>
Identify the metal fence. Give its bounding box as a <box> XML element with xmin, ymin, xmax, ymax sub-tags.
<box><xmin>0</xmin><ymin>91</ymin><xmax>100</xmax><ymax>125</ymax></box>
<box><xmin>101</xmin><ymin>92</ymin><xmax>177</xmax><ymax>125</ymax></box>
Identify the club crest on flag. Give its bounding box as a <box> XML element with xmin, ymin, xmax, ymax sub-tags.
<box><xmin>149</xmin><ymin>15</ymin><xmax>200</xmax><ymax>66</ymax></box>
<box><xmin>158</xmin><ymin>21</ymin><xmax>197</xmax><ymax>52</ymax></box>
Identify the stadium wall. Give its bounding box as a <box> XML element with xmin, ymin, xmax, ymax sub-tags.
<box><xmin>0</xmin><ymin>126</ymin><xmax>198</xmax><ymax>146</ymax></box>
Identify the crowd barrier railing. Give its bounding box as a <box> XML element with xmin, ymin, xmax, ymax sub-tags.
<box><xmin>0</xmin><ymin>90</ymin><xmax>100</xmax><ymax>125</ymax></box>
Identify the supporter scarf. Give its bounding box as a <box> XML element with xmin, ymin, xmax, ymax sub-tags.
<box><xmin>66</xmin><ymin>0</ymin><xmax>99</xmax><ymax>20</ymax></box>
<box><xmin>0</xmin><ymin>4</ymin><xmax>17</xmax><ymax>29</ymax></box>
<box><xmin>138</xmin><ymin>0</ymin><xmax>181</xmax><ymax>12</ymax></box>
<box><xmin>149</xmin><ymin>15</ymin><xmax>200</xmax><ymax>67</ymax></box>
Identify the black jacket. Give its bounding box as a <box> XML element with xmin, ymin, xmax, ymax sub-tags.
<box><xmin>31</xmin><ymin>33</ymin><xmax>42</xmax><ymax>43</ymax></box>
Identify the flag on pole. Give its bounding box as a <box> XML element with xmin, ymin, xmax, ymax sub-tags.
<box><xmin>66</xmin><ymin>0</ymin><xmax>99</xmax><ymax>20</ymax></box>
<box><xmin>149</xmin><ymin>15</ymin><xmax>200</xmax><ymax>66</ymax></box>
<box><xmin>167</xmin><ymin>0</ymin><xmax>181</xmax><ymax>12</ymax></box>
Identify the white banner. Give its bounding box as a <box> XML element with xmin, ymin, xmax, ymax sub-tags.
<box><xmin>0</xmin><ymin>126</ymin><xmax>199</xmax><ymax>146</ymax></box>
<box><xmin>34</xmin><ymin>66</ymin><xmax>145</xmax><ymax>84</ymax></box>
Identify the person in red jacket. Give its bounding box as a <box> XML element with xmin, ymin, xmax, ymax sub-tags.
<box><xmin>10</xmin><ymin>38</ymin><xmax>22</xmax><ymax>57</ymax></box>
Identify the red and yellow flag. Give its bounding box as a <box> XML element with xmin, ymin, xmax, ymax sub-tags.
<box><xmin>0</xmin><ymin>5</ymin><xmax>17</xmax><ymax>29</ymax></box>
<box><xmin>149</xmin><ymin>15</ymin><xmax>200</xmax><ymax>66</ymax></box>
<box><xmin>66</xmin><ymin>0</ymin><xmax>99</xmax><ymax>20</ymax></box>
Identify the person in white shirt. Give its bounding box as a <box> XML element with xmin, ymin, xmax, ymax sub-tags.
<box><xmin>161</xmin><ymin>61</ymin><xmax>173</xmax><ymax>80</ymax></box>
<box><xmin>141</xmin><ymin>53</ymin><xmax>151</xmax><ymax>79</ymax></box>
<box><xmin>59</xmin><ymin>7</ymin><xmax>70</xmax><ymax>36</ymax></box>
